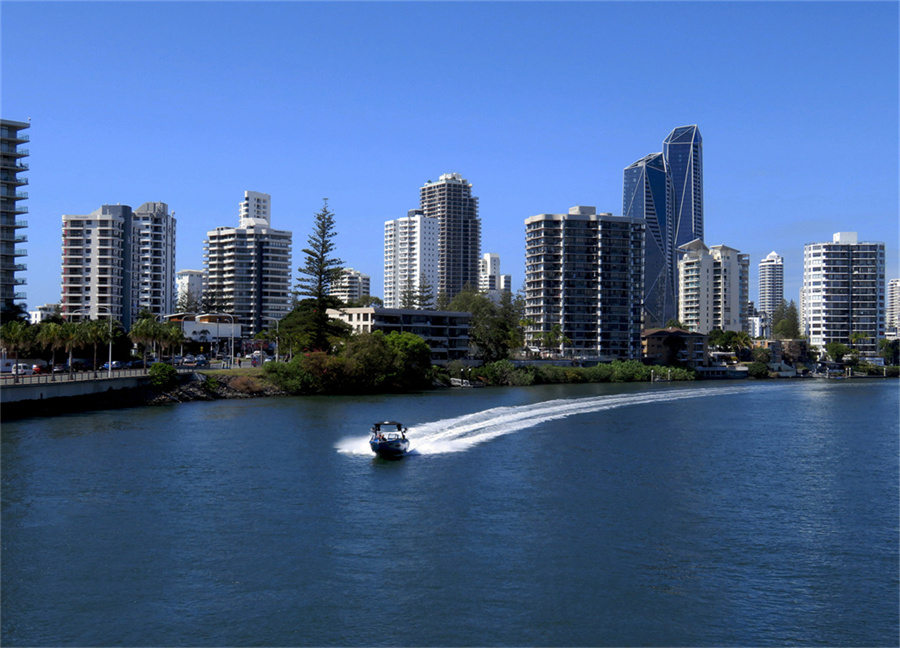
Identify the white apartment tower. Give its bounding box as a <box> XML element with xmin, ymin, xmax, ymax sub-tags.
<box><xmin>758</xmin><ymin>251</ymin><xmax>784</xmax><ymax>317</ymax></box>
<box><xmin>677</xmin><ymin>239</ymin><xmax>749</xmax><ymax>334</ymax></box>
<box><xmin>801</xmin><ymin>232</ymin><xmax>885</xmax><ymax>357</ymax></box>
<box><xmin>133</xmin><ymin>202</ymin><xmax>177</xmax><ymax>316</ymax></box>
<box><xmin>887</xmin><ymin>278</ymin><xmax>900</xmax><ymax>333</ymax></box>
<box><xmin>330</xmin><ymin>268</ymin><xmax>371</xmax><ymax>304</ymax></box>
<box><xmin>203</xmin><ymin>191</ymin><xmax>292</xmax><ymax>334</ymax></box>
<box><xmin>479</xmin><ymin>253</ymin><xmax>512</xmax><ymax>296</ymax></box>
<box><xmin>420</xmin><ymin>173</ymin><xmax>481</xmax><ymax>302</ymax></box>
<box><xmin>524</xmin><ymin>206</ymin><xmax>645</xmax><ymax>360</ymax></box>
<box><xmin>383</xmin><ymin>209</ymin><xmax>438</xmax><ymax>309</ymax></box>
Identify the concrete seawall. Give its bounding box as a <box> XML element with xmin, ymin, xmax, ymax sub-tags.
<box><xmin>1</xmin><ymin>376</ymin><xmax>149</xmax><ymax>404</ymax></box>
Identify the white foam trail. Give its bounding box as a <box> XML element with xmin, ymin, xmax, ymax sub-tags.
<box><xmin>337</xmin><ymin>385</ymin><xmax>753</xmax><ymax>456</ymax></box>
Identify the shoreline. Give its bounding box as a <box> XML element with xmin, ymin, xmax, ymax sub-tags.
<box><xmin>1</xmin><ymin>368</ymin><xmax>894</xmax><ymax>422</ymax></box>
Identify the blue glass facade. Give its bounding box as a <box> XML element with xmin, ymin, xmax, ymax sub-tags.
<box><xmin>623</xmin><ymin>125</ymin><xmax>703</xmax><ymax>327</ymax></box>
<box><xmin>662</xmin><ymin>125</ymin><xmax>703</xmax><ymax>250</ymax></box>
<box><xmin>623</xmin><ymin>152</ymin><xmax>676</xmax><ymax>327</ymax></box>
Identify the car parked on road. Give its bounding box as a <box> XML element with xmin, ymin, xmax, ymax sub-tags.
<box><xmin>126</xmin><ymin>359</ymin><xmax>147</xmax><ymax>369</ymax></box>
<box><xmin>101</xmin><ymin>361</ymin><xmax>125</xmax><ymax>370</ymax></box>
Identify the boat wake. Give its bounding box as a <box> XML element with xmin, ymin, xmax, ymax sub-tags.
<box><xmin>336</xmin><ymin>385</ymin><xmax>753</xmax><ymax>456</ymax></box>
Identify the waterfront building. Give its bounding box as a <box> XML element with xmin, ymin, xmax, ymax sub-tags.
<box><xmin>326</xmin><ymin>306</ymin><xmax>471</xmax><ymax>363</ymax></box>
<box><xmin>330</xmin><ymin>268</ymin><xmax>370</xmax><ymax>304</ymax></box>
<box><xmin>420</xmin><ymin>173</ymin><xmax>481</xmax><ymax>302</ymax></box>
<box><xmin>641</xmin><ymin>327</ymin><xmax>708</xmax><ymax>368</ymax></box>
<box><xmin>60</xmin><ymin>202</ymin><xmax>176</xmax><ymax>328</ymax></box>
<box><xmin>623</xmin><ymin>125</ymin><xmax>703</xmax><ymax>327</ymax></box>
<box><xmin>887</xmin><ymin>278</ymin><xmax>900</xmax><ymax>333</ymax></box>
<box><xmin>677</xmin><ymin>239</ymin><xmax>749</xmax><ymax>335</ymax></box>
<box><xmin>1</xmin><ymin>119</ymin><xmax>29</xmax><ymax>318</ymax></box>
<box><xmin>623</xmin><ymin>152</ymin><xmax>676</xmax><ymax>326</ymax></box>
<box><xmin>478</xmin><ymin>253</ymin><xmax>512</xmax><ymax>300</ymax></box>
<box><xmin>758</xmin><ymin>251</ymin><xmax>784</xmax><ymax>317</ymax></box>
<box><xmin>801</xmin><ymin>232</ymin><xmax>885</xmax><ymax>357</ymax></box>
<box><xmin>203</xmin><ymin>191</ymin><xmax>292</xmax><ymax>334</ymax></box>
<box><xmin>61</xmin><ymin>205</ymin><xmax>135</xmax><ymax>328</ymax></box>
<box><xmin>383</xmin><ymin>209</ymin><xmax>438</xmax><ymax>309</ymax></box>
<box><xmin>663</xmin><ymin>125</ymin><xmax>704</xmax><ymax>250</ymax></box>
<box><xmin>133</xmin><ymin>202</ymin><xmax>176</xmax><ymax>317</ymax></box>
<box><xmin>748</xmin><ymin>314</ymin><xmax>771</xmax><ymax>339</ymax></box>
<box><xmin>524</xmin><ymin>206</ymin><xmax>645</xmax><ymax>360</ymax></box>
<box><xmin>176</xmin><ymin>269</ymin><xmax>204</xmax><ymax>310</ymax></box>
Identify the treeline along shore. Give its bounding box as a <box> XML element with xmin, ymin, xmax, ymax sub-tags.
<box><xmin>3</xmin><ymin>357</ymin><xmax>896</xmax><ymax>422</ymax></box>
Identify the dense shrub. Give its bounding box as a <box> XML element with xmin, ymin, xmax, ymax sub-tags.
<box><xmin>747</xmin><ymin>361</ymin><xmax>770</xmax><ymax>379</ymax></box>
<box><xmin>148</xmin><ymin>362</ymin><xmax>178</xmax><ymax>391</ymax></box>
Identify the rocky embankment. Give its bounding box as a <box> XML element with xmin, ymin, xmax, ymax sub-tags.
<box><xmin>147</xmin><ymin>373</ymin><xmax>288</xmax><ymax>405</ymax></box>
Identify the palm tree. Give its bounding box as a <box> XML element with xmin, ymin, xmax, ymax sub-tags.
<box><xmin>36</xmin><ymin>321</ymin><xmax>65</xmax><ymax>382</ymax></box>
<box><xmin>84</xmin><ymin>319</ymin><xmax>109</xmax><ymax>378</ymax></box>
<box><xmin>129</xmin><ymin>317</ymin><xmax>160</xmax><ymax>366</ymax></box>
<box><xmin>0</xmin><ymin>320</ymin><xmax>35</xmax><ymax>384</ymax></box>
<box><xmin>60</xmin><ymin>321</ymin><xmax>86</xmax><ymax>380</ymax></box>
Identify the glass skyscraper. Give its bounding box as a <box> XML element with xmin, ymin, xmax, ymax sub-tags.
<box><xmin>623</xmin><ymin>125</ymin><xmax>703</xmax><ymax>327</ymax></box>
<box><xmin>662</xmin><ymin>125</ymin><xmax>703</xmax><ymax>250</ymax></box>
<box><xmin>623</xmin><ymin>152</ymin><xmax>675</xmax><ymax>327</ymax></box>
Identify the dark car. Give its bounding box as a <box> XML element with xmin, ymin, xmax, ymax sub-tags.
<box><xmin>127</xmin><ymin>359</ymin><xmax>147</xmax><ymax>369</ymax></box>
<box><xmin>101</xmin><ymin>361</ymin><xmax>125</xmax><ymax>370</ymax></box>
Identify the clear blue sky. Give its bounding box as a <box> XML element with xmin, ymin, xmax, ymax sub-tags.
<box><xmin>3</xmin><ymin>1</ymin><xmax>898</xmax><ymax>312</ymax></box>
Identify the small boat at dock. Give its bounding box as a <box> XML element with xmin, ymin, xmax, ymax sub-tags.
<box><xmin>369</xmin><ymin>421</ymin><xmax>410</xmax><ymax>458</ymax></box>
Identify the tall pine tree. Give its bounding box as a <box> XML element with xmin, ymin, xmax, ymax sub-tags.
<box><xmin>296</xmin><ymin>199</ymin><xmax>345</xmax><ymax>351</ymax></box>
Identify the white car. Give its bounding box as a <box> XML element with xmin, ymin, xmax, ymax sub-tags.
<box><xmin>10</xmin><ymin>363</ymin><xmax>33</xmax><ymax>376</ymax></box>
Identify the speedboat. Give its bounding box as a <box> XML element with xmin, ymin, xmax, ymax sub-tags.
<box><xmin>369</xmin><ymin>421</ymin><xmax>410</xmax><ymax>458</ymax></box>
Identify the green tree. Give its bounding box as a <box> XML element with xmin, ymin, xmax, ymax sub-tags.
<box><xmin>176</xmin><ymin>289</ymin><xmax>202</xmax><ymax>314</ymax></box>
<box><xmin>60</xmin><ymin>321</ymin><xmax>86</xmax><ymax>379</ymax></box>
<box><xmin>0</xmin><ymin>320</ymin><xmax>35</xmax><ymax>383</ymax></box>
<box><xmin>772</xmin><ymin>300</ymin><xmax>800</xmax><ymax>339</ymax></box>
<box><xmin>664</xmin><ymin>319</ymin><xmax>689</xmax><ymax>330</ymax></box>
<box><xmin>295</xmin><ymin>199</ymin><xmax>345</xmax><ymax>351</ymax></box>
<box><xmin>752</xmin><ymin>346</ymin><xmax>772</xmax><ymax>364</ymax></box>
<box><xmin>825</xmin><ymin>342</ymin><xmax>852</xmax><ymax>363</ymax></box>
<box><xmin>36</xmin><ymin>321</ymin><xmax>66</xmax><ymax>381</ymax></box>
<box><xmin>878</xmin><ymin>338</ymin><xmax>899</xmax><ymax>365</ymax></box>
<box><xmin>129</xmin><ymin>316</ymin><xmax>162</xmax><ymax>366</ymax></box>
<box><xmin>748</xmin><ymin>361</ymin><xmax>770</xmax><ymax>378</ymax></box>
<box><xmin>449</xmin><ymin>287</ymin><xmax>525</xmax><ymax>363</ymax></box>
<box><xmin>84</xmin><ymin>318</ymin><xmax>110</xmax><ymax>377</ymax></box>
<box><xmin>416</xmin><ymin>273</ymin><xmax>435</xmax><ymax>310</ymax></box>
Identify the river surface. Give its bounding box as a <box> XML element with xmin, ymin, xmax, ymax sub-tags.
<box><xmin>2</xmin><ymin>379</ymin><xmax>898</xmax><ymax>646</ymax></box>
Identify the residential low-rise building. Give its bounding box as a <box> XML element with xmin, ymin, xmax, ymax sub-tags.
<box><xmin>641</xmin><ymin>327</ymin><xmax>708</xmax><ymax>368</ymax></box>
<box><xmin>327</xmin><ymin>306</ymin><xmax>470</xmax><ymax>363</ymax></box>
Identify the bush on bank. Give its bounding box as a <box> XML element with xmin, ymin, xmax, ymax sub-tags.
<box><xmin>469</xmin><ymin>359</ymin><xmax>696</xmax><ymax>387</ymax></box>
<box><xmin>263</xmin><ymin>331</ymin><xmax>433</xmax><ymax>395</ymax></box>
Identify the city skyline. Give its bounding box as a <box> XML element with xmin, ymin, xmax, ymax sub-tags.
<box><xmin>2</xmin><ymin>2</ymin><xmax>897</xmax><ymax>315</ymax></box>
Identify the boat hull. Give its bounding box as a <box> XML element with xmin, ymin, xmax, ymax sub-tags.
<box><xmin>369</xmin><ymin>438</ymin><xmax>410</xmax><ymax>458</ymax></box>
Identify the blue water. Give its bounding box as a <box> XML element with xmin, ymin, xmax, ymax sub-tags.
<box><xmin>2</xmin><ymin>379</ymin><xmax>898</xmax><ymax>646</ymax></box>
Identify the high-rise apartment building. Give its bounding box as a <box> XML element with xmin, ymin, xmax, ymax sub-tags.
<box><xmin>203</xmin><ymin>191</ymin><xmax>292</xmax><ymax>334</ymax></box>
<box><xmin>663</xmin><ymin>125</ymin><xmax>704</xmax><ymax>250</ymax></box>
<box><xmin>524</xmin><ymin>206</ymin><xmax>645</xmax><ymax>360</ymax></box>
<box><xmin>1</xmin><ymin>119</ymin><xmax>30</xmax><ymax>318</ymax></box>
<box><xmin>479</xmin><ymin>253</ymin><xmax>511</xmax><ymax>297</ymax></box>
<box><xmin>330</xmin><ymin>268</ymin><xmax>370</xmax><ymax>304</ymax></box>
<box><xmin>420</xmin><ymin>173</ymin><xmax>481</xmax><ymax>302</ymax></box>
<box><xmin>887</xmin><ymin>278</ymin><xmax>900</xmax><ymax>333</ymax></box>
<box><xmin>623</xmin><ymin>125</ymin><xmax>703</xmax><ymax>327</ymax></box>
<box><xmin>623</xmin><ymin>152</ymin><xmax>675</xmax><ymax>326</ymax></box>
<box><xmin>677</xmin><ymin>239</ymin><xmax>749</xmax><ymax>334</ymax></box>
<box><xmin>383</xmin><ymin>209</ymin><xmax>438</xmax><ymax>309</ymax></box>
<box><xmin>758</xmin><ymin>251</ymin><xmax>784</xmax><ymax>317</ymax></box>
<box><xmin>61</xmin><ymin>205</ymin><xmax>135</xmax><ymax>328</ymax></box>
<box><xmin>133</xmin><ymin>202</ymin><xmax>176</xmax><ymax>316</ymax></box>
<box><xmin>801</xmin><ymin>232</ymin><xmax>885</xmax><ymax>357</ymax></box>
